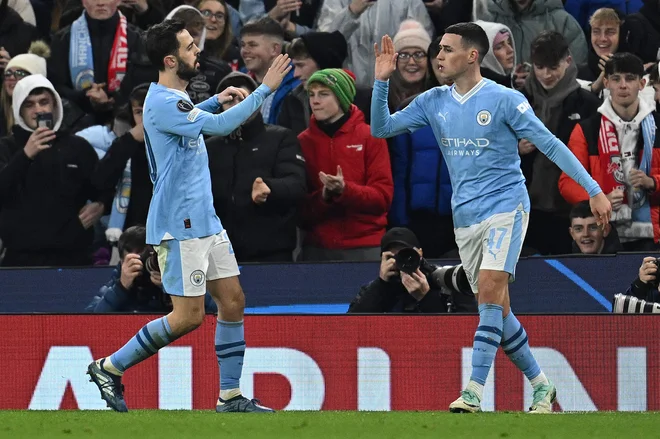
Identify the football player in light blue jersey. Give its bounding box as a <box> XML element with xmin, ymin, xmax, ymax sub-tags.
<box><xmin>86</xmin><ymin>19</ymin><xmax>292</xmax><ymax>413</ymax></box>
<box><xmin>371</xmin><ymin>23</ymin><xmax>612</xmax><ymax>414</ymax></box>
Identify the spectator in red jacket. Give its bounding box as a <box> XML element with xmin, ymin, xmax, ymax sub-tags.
<box><xmin>298</xmin><ymin>68</ymin><xmax>393</xmax><ymax>262</ymax></box>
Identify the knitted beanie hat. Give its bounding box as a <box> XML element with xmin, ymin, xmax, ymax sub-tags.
<box><xmin>393</xmin><ymin>20</ymin><xmax>432</xmax><ymax>53</ymax></box>
<box><xmin>306</xmin><ymin>68</ymin><xmax>356</xmax><ymax>113</ymax></box>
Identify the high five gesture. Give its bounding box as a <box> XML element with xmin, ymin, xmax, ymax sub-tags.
<box><xmin>374</xmin><ymin>35</ymin><xmax>398</xmax><ymax>81</ymax></box>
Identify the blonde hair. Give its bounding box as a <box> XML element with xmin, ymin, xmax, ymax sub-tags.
<box><xmin>589</xmin><ymin>8</ymin><xmax>621</xmax><ymax>28</ymax></box>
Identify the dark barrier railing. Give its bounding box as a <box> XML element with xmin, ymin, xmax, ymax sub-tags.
<box><xmin>0</xmin><ymin>253</ymin><xmax>654</xmax><ymax>312</ymax></box>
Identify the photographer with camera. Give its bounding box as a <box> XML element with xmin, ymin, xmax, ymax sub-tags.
<box><xmin>347</xmin><ymin>227</ymin><xmax>477</xmax><ymax>313</ymax></box>
<box><xmin>86</xmin><ymin>226</ymin><xmax>217</xmax><ymax>313</ymax></box>
<box><xmin>613</xmin><ymin>256</ymin><xmax>660</xmax><ymax>314</ymax></box>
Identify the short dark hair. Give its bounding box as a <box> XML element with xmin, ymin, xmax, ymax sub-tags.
<box><xmin>240</xmin><ymin>17</ymin><xmax>285</xmax><ymax>41</ymax></box>
<box><xmin>569</xmin><ymin>201</ymin><xmax>594</xmax><ymax>222</ymax></box>
<box><xmin>604</xmin><ymin>52</ymin><xmax>645</xmax><ymax>78</ymax></box>
<box><xmin>287</xmin><ymin>37</ymin><xmax>310</xmax><ymax>59</ymax></box>
<box><xmin>145</xmin><ymin>19</ymin><xmax>187</xmax><ymax>71</ymax></box>
<box><xmin>530</xmin><ymin>31</ymin><xmax>570</xmax><ymax>68</ymax></box>
<box><xmin>28</xmin><ymin>87</ymin><xmax>55</xmax><ymax>99</ymax></box>
<box><xmin>118</xmin><ymin>226</ymin><xmax>147</xmax><ymax>258</ymax></box>
<box><xmin>129</xmin><ymin>83</ymin><xmax>149</xmax><ymax>106</ymax></box>
<box><xmin>444</xmin><ymin>22</ymin><xmax>489</xmax><ymax>63</ymax></box>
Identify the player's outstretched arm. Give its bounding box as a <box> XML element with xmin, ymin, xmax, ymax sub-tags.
<box><xmin>201</xmin><ymin>54</ymin><xmax>292</xmax><ymax>136</ymax></box>
<box><xmin>371</xmin><ymin>35</ymin><xmax>428</xmax><ymax>138</ymax></box>
<box><xmin>510</xmin><ymin>97</ymin><xmax>612</xmax><ymax>225</ymax></box>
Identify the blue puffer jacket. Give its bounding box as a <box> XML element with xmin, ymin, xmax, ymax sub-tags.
<box><xmin>564</xmin><ymin>0</ymin><xmax>642</xmax><ymax>30</ymax></box>
<box><xmin>389</xmin><ymin>96</ymin><xmax>452</xmax><ymax>226</ymax></box>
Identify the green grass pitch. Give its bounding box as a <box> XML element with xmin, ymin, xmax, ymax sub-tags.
<box><xmin>0</xmin><ymin>411</ymin><xmax>658</xmax><ymax>439</ymax></box>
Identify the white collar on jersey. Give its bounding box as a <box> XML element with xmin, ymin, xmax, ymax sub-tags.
<box><xmin>451</xmin><ymin>79</ymin><xmax>486</xmax><ymax>105</ymax></box>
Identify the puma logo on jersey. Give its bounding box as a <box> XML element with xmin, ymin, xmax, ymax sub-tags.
<box><xmin>437</xmin><ymin>111</ymin><xmax>449</xmax><ymax>122</ymax></box>
<box><xmin>347</xmin><ymin>144</ymin><xmax>363</xmax><ymax>151</ymax></box>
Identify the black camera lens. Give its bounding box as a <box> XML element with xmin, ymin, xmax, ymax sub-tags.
<box><xmin>394</xmin><ymin>247</ymin><xmax>421</xmax><ymax>275</ymax></box>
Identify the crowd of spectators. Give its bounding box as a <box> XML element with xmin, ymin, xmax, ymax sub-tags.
<box><xmin>2</xmin><ymin>0</ymin><xmax>660</xmax><ymax>273</ymax></box>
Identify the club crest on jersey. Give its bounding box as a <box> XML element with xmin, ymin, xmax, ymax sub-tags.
<box><xmin>190</xmin><ymin>270</ymin><xmax>205</xmax><ymax>287</ymax></box>
<box><xmin>476</xmin><ymin>110</ymin><xmax>491</xmax><ymax>126</ymax></box>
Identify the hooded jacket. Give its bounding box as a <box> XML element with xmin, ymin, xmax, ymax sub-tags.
<box><xmin>206</xmin><ymin>72</ymin><xmax>307</xmax><ymax>261</ymax></box>
<box><xmin>475</xmin><ymin>20</ymin><xmax>516</xmax><ymax>88</ymax></box>
<box><xmin>317</xmin><ymin>0</ymin><xmax>434</xmax><ymax>87</ymax></box>
<box><xmin>298</xmin><ymin>106</ymin><xmax>393</xmax><ymax>249</ymax></box>
<box><xmin>473</xmin><ymin>0</ymin><xmax>588</xmax><ymax>65</ymax></box>
<box><xmin>0</xmin><ymin>75</ymin><xmax>107</xmax><ymax>252</ymax></box>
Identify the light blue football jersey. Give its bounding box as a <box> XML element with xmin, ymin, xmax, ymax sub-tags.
<box><xmin>143</xmin><ymin>82</ymin><xmax>271</xmax><ymax>244</ymax></box>
<box><xmin>371</xmin><ymin>78</ymin><xmax>602</xmax><ymax>228</ymax></box>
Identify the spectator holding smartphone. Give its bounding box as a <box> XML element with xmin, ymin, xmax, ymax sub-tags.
<box><xmin>0</xmin><ymin>75</ymin><xmax>110</xmax><ymax>266</ymax></box>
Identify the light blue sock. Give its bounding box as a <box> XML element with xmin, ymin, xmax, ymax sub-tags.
<box><xmin>216</xmin><ymin>320</ymin><xmax>245</xmax><ymax>394</ymax></box>
<box><xmin>110</xmin><ymin>316</ymin><xmax>174</xmax><ymax>372</ymax></box>
<box><xmin>470</xmin><ymin>303</ymin><xmax>503</xmax><ymax>385</ymax></box>
<box><xmin>501</xmin><ymin>311</ymin><xmax>541</xmax><ymax>381</ymax></box>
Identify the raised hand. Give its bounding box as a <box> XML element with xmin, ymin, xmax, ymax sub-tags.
<box><xmin>24</xmin><ymin>127</ymin><xmax>56</xmax><ymax>159</ymax></box>
<box><xmin>268</xmin><ymin>0</ymin><xmax>302</xmax><ymax>20</ymax></box>
<box><xmin>262</xmin><ymin>54</ymin><xmax>293</xmax><ymax>91</ymax></box>
<box><xmin>374</xmin><ymin>35</ymin><xmax>398</xmax><ymax>81</ymax></box>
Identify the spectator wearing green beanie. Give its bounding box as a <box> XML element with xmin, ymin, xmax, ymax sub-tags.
<box><xmin>298</xmin><ymin>68</ymin><xmax>393</xmax><ymax>262</ymax></box>
<box><xmin>306</xmin><ymin>68</ymin><xmax>357</xmax><ymax>114</ymax></box>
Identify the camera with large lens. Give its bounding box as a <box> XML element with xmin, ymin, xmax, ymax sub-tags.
<box><xmin>139</xmin><ymin>247</ymin><xmax>159</xmax><ymax>275</ymax></box>
<box><xmin>613</xmin><ymin>293</ymin><xmax>660</xmax><ymax>314</ymax></box>
<box><xmin>393</xmin><ymin>247</ymin><xmax>473</xmax><ymax>296</ymax></box>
